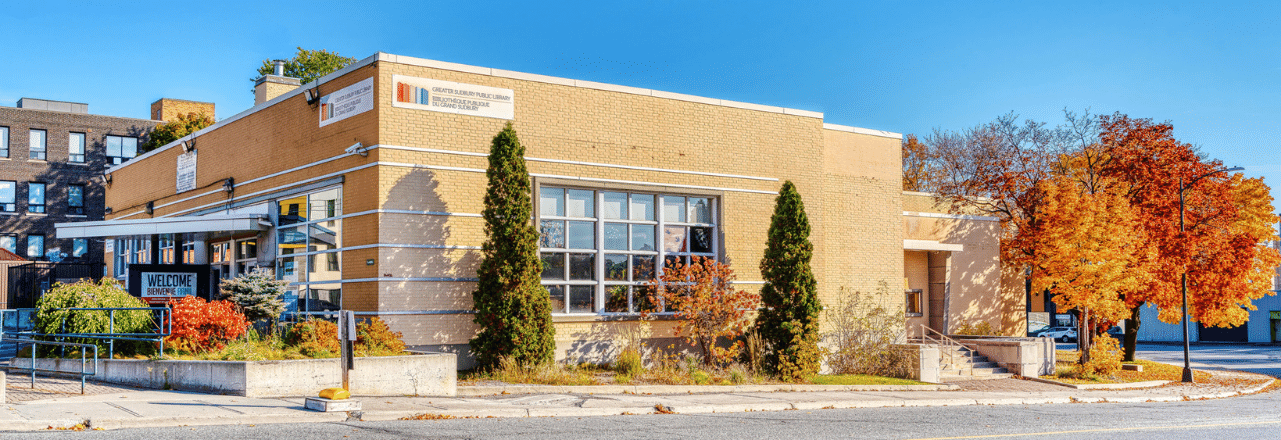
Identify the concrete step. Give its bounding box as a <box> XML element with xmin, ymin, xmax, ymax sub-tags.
<box><xmin>938</xmin><ymin>372</ymin><xmax>1015</xmax><ymax>382</ymax></box>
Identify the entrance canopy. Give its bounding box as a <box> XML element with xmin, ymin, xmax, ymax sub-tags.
<box><xmin>56</xmin><ymin>213</ymin><xmax>271</xmax><ymax>238</ymax></box>
<box><xmin>903</xmin><ymin>239</ymin><xmax>964</xmax><ymax>252</ymax></box>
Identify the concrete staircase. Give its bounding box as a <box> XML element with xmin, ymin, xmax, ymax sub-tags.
<box><xmin>937</xmin><ymin>345</ymin><xmax>1012</xmax><ymax>382</ymax></box>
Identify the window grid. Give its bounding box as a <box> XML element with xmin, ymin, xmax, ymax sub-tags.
<box><xmin>27</xmin><ymin>235</ymin><xmax>44</xmax><ymax>260</ymax></box>
<box><xmin>106</xmin><ymin>135</ymin><xmax>138</xmax><ymax>165</ymax></box>
<box><xmin>68</xmin><ymin>184</ymin><xmax>84</xmax><ymax>215</ymax></box>
<box><xmin>0</xmin><ymin>180</ymin><xmax>14</xmax><ymax>213</ymax></box>
<box><xmin>0</xmin><ymin>126</ymin><xmax>9</xmax><ymax>158</ymax></box>
<box><xmin>538</xmin><ymin>187</ymin><xmax>717</xmax><ymax>315</ymax></box>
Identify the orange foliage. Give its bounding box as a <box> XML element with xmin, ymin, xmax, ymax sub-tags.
<box><xmin>166</xmin><ymin>296</ymin><xmax>250</xmax><ymax>353</ymax></box>
<box><xmin>647</xmin><ymin>257</ymin><xmax>760</xmax><ymax>366</ymax></box>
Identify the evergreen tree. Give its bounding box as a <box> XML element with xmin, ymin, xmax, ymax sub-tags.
<box><xmin>220</xmin><ymin>268</ymin><xmax>289</xmax><ymax>326</ymax></box>
<box><xmin>756</xmin><ymin>181</ymin><xmax>822</xmax><ymax>378</ymax></box>
<box><xmin>470</xmin><ymin>123</ymin><xmax>556</xmax><ymax>369</ymax></box>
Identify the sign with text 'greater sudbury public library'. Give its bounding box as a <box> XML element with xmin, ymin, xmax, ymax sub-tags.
<box><xmin>392</xmin><ymin>75</ymin><xmax>514</xmax><ymax>120</ymax></box>
<box><xmin>319</xmin><ymin>77</ymin><xmax>375</xmax><ymax>127</ymax></box>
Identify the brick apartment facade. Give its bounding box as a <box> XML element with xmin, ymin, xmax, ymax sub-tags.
<box><xmin>61</xmin><ymin>53</ymin><xmax>1023</xmax><ymax>367</ymax></box>
<box><xmin>0</xmin><ymin>99</ymin><xmax>158</xmax><ymax>264</ymax></box>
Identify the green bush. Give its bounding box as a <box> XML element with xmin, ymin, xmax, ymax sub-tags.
<box><xmin>220</xmin><ymin>269</ymin><xmax>288</xmax><ymax>327</ymax></box>
<box><xmin>34</xmin><ymin>279</ymin><xmax>154</xmax><ymax>356</ymax></box>
<box><xmin>756</xmin><ymin>181</ymin><xmax>822</xmax><ymax>377</ymax></box>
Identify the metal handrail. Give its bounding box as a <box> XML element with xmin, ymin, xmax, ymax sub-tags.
<box><xmin>4</xmin><ymin>307</ymin><xmax>171</xmax><ymax>358</ymax></box>
<box><xmin>4</xmin><ymin>338</ymin><xmax>98</xmax><ymax>394</ymax></box>
<box><xmin>914</xmin><ymin>324</ymin><xmax>976</xmax><ymax>372</ymax></box>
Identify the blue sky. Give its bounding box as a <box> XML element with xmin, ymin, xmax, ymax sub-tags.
<box><xmin>2</xmin><ymin>1</ymin><xmax>1277</xmax><ymax>204</ymax></box>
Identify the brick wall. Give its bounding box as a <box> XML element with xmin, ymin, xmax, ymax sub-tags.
<box><xmin>150</xmin><ymin>99</ymin><xmax>215</xmax><ymax>122</ymax></box>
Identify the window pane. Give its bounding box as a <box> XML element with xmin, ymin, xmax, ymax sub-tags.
<box><xmin>539</xmin><ymin>220</ymin><xmax>565</xmax><ymax>248</ymax></box>
<box><xmin>0</xmin><ymin>127</ymin><xmax>7</xmax><ymax>157</ymax></box>
<box><xmin>237</xmin><ymin>240</ymin><xmax>257</xmax><ymax>260</ymax></box>
<box><xmin>569</xmin><ymin>253</ymin><xmax>594</xmax><ymax>280</ymax></box>
<box><xmin>306</xmin><ymin>284</ymin><xmax>342</xmax><ymax>312</ymax></box>
<box><xmin>630</xmin><ymin>224</ymin><xmax>655</xmax><ymax>251</ymax></box>
<box><xmin>547</xmin><ymin>285</ymin><xmax>566</xmax><ymax>313</ymax></box>
<box><xmin>629</xmin><ymin>194</ymin><xmax>654</xmax><ymax>221</ymax></box>
<box><xmin>278</xmin><ymin>195</ymin><xmax>308</xmax><ymax>225</ymax></box>
<box><xmin>689</xmin><ymin>198</ymin><xmax>712</xmax><ymax>224</ymax></box>
<box><xmin>309</xmin><ymin>188</ymin><xmax>341</xmax><ymax>220</ymax></box>
<box><xmin>0</xmin><ymin>181</ymin><xmax>14</xmax><ymax>203</ymax></box>
<box><xmin>566</xmin><ymin>189</ymin><xmax>594</xmax><ymax>218</ymax></box>
<box><xmin>539</xmin><ymin>187</ymin><xmax>564</xmax><ymax>217</ymax></box>
<box><xmin>690</xmin><ymin>227</ymin><xmax>714</xmax><ymax>253</ymax></box>
<box><xmin>309</xmin><ymin>222</ymin><xmax>340</xmax><ymax>250</ymax></box>
<box><xmin>663</xmin><ymin>196</ymin><xmax>686</xmax><ymax>222</ymax></box>
<box><xmin>635</xmin><ymin>285</ymin><xmax>658</xmax><ymax>313</ymax></box>
<box><xmin>277</xmin><ymin>226</ymin><xmax>306</xmax><ymax>251</ymax></box>
<box><xmin>604</xmin><ymin>254</ymin><xmax>628</xmax><ymax>281</ymax></box>
<box><xmin>0</xmin><ymin>236</ymin><xmax>15</xmax><ymax>253</ymax></box>
<box><xmin>604</xmin><ymin>223</ymin><xmax>627</xmax><ymax>250</ymax></box>
<box><xmin>569</xmin><ymin>285</ymin><xmax>594</xmax><ymax>313</ymax></box>
<box><xmin>605</xmin><ymin>285</ymin><xmax>629</xmax><ymax>313</ymax></box>
<box><xmin>278</xmin><ymin>255</ymin><xmax>307</xmax><ymax>283</ymax></box>
<box><xmin>27</xmin><ymin>236</ymin><xmax>43</xmax><ymax>258</ymax></box>
<box><xmin>69</xmin><ymin>132</ymin><xmax>85</xmax><ymax>162</ymax></box>
<box><xmin>107</xmin><ymin>136</ymin><xmax>121</xmax><ymax>157</ymax></box>
<box><xmin>68</xmin><ymin>186</ymin><xmax>83</xmax><ymax>207</ymax></box>
<box><xmin>29</xmin><ymin>130</ymin><xmax>45</xmax><ymax>152</ymax></box>
<box><xmin>122</xmin><ymin>137</ymin><xmax>137</xmax><ymax>157</ymax></box>
<box><xmin>632</xmin><ymin>255</ymin><xmax>655</xmax><ymax>281</ymax></box>
<box><xmin>566</xmin><ymin>221</ymin><xmax>594</xmax><ymax>250</ymax></box>
<box><xmin>663</xmin><ymin>226</ymin><xmax>687</xmax><ymax>253</ymax></box>
<box><xmin>540</xmin><ymin>252</ymin><xmax>565</xmax><ymax>280</ymax></box>
<box><xmin>602</xmin><ymin>192</ymin><xmax>627</xmax><ymax>220</ymax></box>
<box><xmin>28</xmin><ymin>183</ymin><xmax>44</xmax><ymax>204</ymax></box>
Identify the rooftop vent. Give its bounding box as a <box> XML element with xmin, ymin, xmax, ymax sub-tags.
<box><xmin>17</xmin><ymin>98</ymin><xmax>88</xmax><ymax>114</ymax></box>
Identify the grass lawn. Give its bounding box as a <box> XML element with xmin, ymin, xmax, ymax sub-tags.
<box><xmin>1043</xmin><ymin>349</ymin><xmax>1211</xmax><ymax>384</ymax></box>
<box><xmin>810</xmin><ymin>374</ymin><xmax>926</xmax><ymax>386</ymax></box>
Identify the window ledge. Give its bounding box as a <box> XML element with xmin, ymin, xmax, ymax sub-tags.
<box><xmin>66</xmin><ymin>214</ymin><xmax>88</xmax><ymax>218</ymax></box>
<box><xmin>906</xmin><ymin>313</ymin><xmax>924</xmax><ymax>318</ymax></box>
<box><xmin>26</xmin><ymin>212</ymin><xmax>47</xmax><ymax>216</ymax></box>
<box><xmin>552</xmin><ymin>313</ymin><xmax>680</xmax><ymax>323</ymax></box>
<box><xmin>27</xmin><ymin>159</ymin><xmax>47</xmax><ymax>163</ymax></box>
<box><xmin>65</xmin><ymin>162</ymin><xmax>89</xmax><ymax>166</ymax></box>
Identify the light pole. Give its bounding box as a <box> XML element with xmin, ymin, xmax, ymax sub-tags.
<box><xmin>1178</xmin><ymin>166</ymin><xmax>1243</xmax><ymax>383</ymax></box>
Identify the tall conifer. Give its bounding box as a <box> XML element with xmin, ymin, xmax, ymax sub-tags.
<box><xmin>470</xmin><ymin>123</ymin><xmax>555</xmax><ymax>369</ymax></box>
<box><xmin>756</xmin><ymin>181</ymin><xmax>821</xmax><ymax>377</ymax></box>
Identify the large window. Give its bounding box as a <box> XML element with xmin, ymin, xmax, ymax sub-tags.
<box><xmin>276</xmin><ymin>187</ymin><xmax>343</xmax><ymax>315</ymax></box>
<box><xmin>68</xmin><ymin>132</ymin><xmax>85</xmax><ymax>163</ymax></box>
<box><xmin>67</xmin><ymin>184</ymin><xmax>84</xmax><ymax>215</ymax></box>
<box><xmin>0</xmin><ymin>235</ymin><xmax>15</xmax><ymax>254</ymax></box>
<box><xmin>114</xmin><ymin>238</ymin><xmax>152</xmax><ymax>277</ymax></box>
<box><xmin>538</xmin><ymin>186</ymin><xmax>717</xmax><ymax>315</ymax></box>
<box><xmin>29</xmin><ymin>129</ymin><xmax>46</xmax><ymax>160</ymax></box>
<box><xmin>72</xmin><ymin>238</ymin><xmax>88</xmax><ymax>258</ymax></box>
<box><xmin>0</xmin><ymin>126</ymin><xmax>8</xmax><ymax>158</ymax></box>
<box><xmin>0</xmin><ymin>181</ymin><xmax>14</xmax><ymax>212</ymax></box>
<box><xmin>106</xmin><ymin>135</ymin><xmax>138</xmax><ymax>165</ymax></box>
<box><xmin>27</xmin><ymin>235</ymin><xmax>44</xmax><ymax>260</ymax></box>
<box><xmin>27</xmin><ymin>182</ymin><xmax>45</xmax><ymax>213</ymax></box>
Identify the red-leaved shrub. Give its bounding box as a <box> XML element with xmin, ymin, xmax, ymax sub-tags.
<box><xmin>166</xmin><ymin>296</ymin><xmax>250</xmax><ymax>353</ymax></box>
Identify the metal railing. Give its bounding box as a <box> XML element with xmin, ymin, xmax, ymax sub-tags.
<box><xmin>5</xmin><ymin>338</ymin><xmax>98</xmax><ymax>394</ymax></box>
<box><xmin>2</xmin><ymin>307</ymin><xmax>171</xmax><ymax>359</ymax></box>
<box><xmin>912</xmin><ymin>324</ymin><xmax>976</xmax><ymax>371</ymax></box>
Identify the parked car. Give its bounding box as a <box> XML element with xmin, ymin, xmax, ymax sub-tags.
<box><xmin>1105</xmin><ymin>326</ymin><xmax>1124</xmax><ymax>340</ymax></box>
<box><xmin>1040</xmin><ymin>326</ymin><xmax>1077</xmax><ymax>342</ymax></box>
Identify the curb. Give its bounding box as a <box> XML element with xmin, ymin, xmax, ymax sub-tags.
<box><xmin>457</xmin><ymin>383</ymin><xmax>959</xmax><ymax>396</ymax></box>
<box><xmin>1024</xmin><ymin>376</ymin><xmax>1171</xmax><ymax>390</ymax></box>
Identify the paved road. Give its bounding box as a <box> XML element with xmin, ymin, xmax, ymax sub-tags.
<box><xmin>1136</xmin><ymin>343</ymin><xmax>1281</xmax><ymax>378</ymax></box>
<box><xmin>5</xmin><ymin>389</ymin><xmax>1279</xmax><ymax>440</ymax></box>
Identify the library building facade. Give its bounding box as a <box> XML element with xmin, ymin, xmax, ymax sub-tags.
<box><xmin>56</xmin><ymin>53</ymin><xmax>1024</xmax><ymax>366</ymax></box>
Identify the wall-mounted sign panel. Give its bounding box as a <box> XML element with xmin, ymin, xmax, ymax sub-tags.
<box><xmin>127</xmin><ymin>264</ymin><xmax>214</xmax><ymax>304</ymax></box>
<box><xmin>319</xmin><ymin>77</ymin><xmax>375</xmax><ymax>127</ymax></box>
<box><xmin>392</xmin><ymin>75</ymin><xmax>514</xmax><ymax>120</ymax></box>
<box><xmin>176</xmin><ymin>150</ymin><xmax>197</xmax><ymax>193</ymax></box>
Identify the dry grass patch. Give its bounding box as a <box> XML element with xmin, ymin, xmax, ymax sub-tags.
<box><xmin>1044</xmin><ymin>349</ymin><xmax>1210</xmax><ymax>384</ymax></box>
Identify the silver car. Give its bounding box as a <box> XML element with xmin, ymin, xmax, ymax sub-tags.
<box><xmin>1040</xmin><ymin>326</ymin><xmax>1078</xmax><ymax>342</ymax></box>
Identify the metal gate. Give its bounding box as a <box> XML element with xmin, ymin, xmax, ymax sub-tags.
<box><xmin>6</xmin><ymin>262</ymin><xmax>105</xmax><ymax>309</ymax></box>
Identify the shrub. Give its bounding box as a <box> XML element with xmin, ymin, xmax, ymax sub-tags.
<box><xmin>1082</xmin><ymin>334</ymin><xmax>1123</xmax><ymax>377</ymax></box>
<box><xmin>756</xmin><ymin>181</ymin><xmax>822</xmax><ymax>376</ymax></box>
<box><xmin>286</xmin><ymin>319</ymin><xmax>340</xmax><ymax>357</ymax></box>
<box><xmin>220</xmin><ymin>269</ymin><xmax>289</xmax><ymax>327</ymax></box>
<box><xmin>775</xmin><ymin>320</ymin><xmax>825</xmax><ymax>382</ymax></box>
<box><xmin>166</xmin><ymin>296</ymin><xmax>250</xmax><ymax>353</ymax></box>
<box><xmin>470</xmin><ymin>123</ymin><xmax>556</xmax><ymax>370</ymax></box>
<box><xmin>34</xmin><ymin>279</ymin><xmax>153</xmax><ymax>356</ymax></box>
<box><xmin>355</xmin><ymin>317</ymin><xmax>407</xmax><ymax>356</ymax></box>
<box><xmin>615</xmin><ymin>347</ymin><xmax>643</xmax><ymax>377</ymax></box>
<box><xmin>648</xmin><ymin>256</ymin><xmax>759</xmax><ymax>367</ymax></box>
<box><xmin>825</xmin><ymin>284</ymin><xmax>911</xmax><ymax>378</ymax></box>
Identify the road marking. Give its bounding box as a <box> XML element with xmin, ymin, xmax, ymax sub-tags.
<box><xmin>908</xmin><ymin>420</ymin><xmax>1281</xmax><ymax>439</ymax></box>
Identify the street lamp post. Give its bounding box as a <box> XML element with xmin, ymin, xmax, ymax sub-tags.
<box><xmin>1178</xmin><ymin>166</ymin><xmax>1243</xmax><ymax>383</ymax></box>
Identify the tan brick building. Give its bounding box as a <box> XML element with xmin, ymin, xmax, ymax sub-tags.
<box><xmin>56</xmin><ymin>53</ymin><xmax>1022</xmax><ymax>367</ymax></box>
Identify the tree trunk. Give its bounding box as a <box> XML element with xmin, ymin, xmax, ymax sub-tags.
<box><xmin>1078</xmin><ymin>308</ymin><xmax>1091</xmax><ymax>364</ymax></box>
<box><xmin>1123</xmin><ymin>303</ymin><xmax>1141</xmax><ymax>362</ymax></box>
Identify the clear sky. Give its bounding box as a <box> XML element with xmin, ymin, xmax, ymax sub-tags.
<box><xmin>2</xmin><ymin>1</ymin><xmax>1277</xmax><ymax>205</ymax></box>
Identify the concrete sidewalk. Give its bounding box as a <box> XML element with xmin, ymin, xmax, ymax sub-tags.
<box><xmin>1</xmin><ymin>370</ymin><xmax>1273</xmax><ymax>432</ymax></box>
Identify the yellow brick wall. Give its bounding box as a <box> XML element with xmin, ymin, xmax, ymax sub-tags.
<box><xmin>150</xmin><ymin>99</ymin><xmax>215</xmax><ymax>122</ymax></box>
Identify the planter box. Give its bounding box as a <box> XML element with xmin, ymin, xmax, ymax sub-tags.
<box><xmin>11</xmin><ymin>353</ymin><xmax>456</xmax><ymax>398</ymax></box>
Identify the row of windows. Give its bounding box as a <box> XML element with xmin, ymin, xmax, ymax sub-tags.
<box><xmin>0</xmin><ymin>127</ymin><xmax>137</xmax><ymax>164</ymax></box>
<box><xmin>0</xmin><ymin>235</ymin><xmax>88</xmax><ymax>260</ymax></box>
<box><xmin>0</xmin><ymin>181</ymin><xmax>84</xmax><ymax>214</ymax></box>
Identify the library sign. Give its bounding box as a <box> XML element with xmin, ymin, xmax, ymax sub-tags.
<box><xmin>392</xmin><ymin>74</ymin><xmax>514</xmax><ymax>120</ymax></box>
<box><xmin>142</xmin><ymin>272</ymin><xmax>196</xmax><ymax>297</ymax></box>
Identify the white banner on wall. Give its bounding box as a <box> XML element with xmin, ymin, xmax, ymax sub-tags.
<box><xmin>319</xmin><ymin>77</ymin><xmax>375</xmax><ymax>127</ymax></box>
<box><xmin>176</xmin><ymin>150</ymin><xmax>197</xmax><ymax>193</ymax></box>
<box><xmin>392</xmin><ymin>75</ymin><xmax>514</xmax><ymax>120</ymax></box>
<box><xmin>141</xmin><ymin>272</ymin><xmax>197</xmax><ymax>298</ymax></box>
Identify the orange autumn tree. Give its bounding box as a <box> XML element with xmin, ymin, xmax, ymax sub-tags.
<box><xmin>1099</xmin><ymin>114</ymin><xmax>1280</xmax><ymax>359</ymax></box>
<box><xmin>648</xmin><ymin>256</ymin><xmax>760</xmax><ymax>367</ymax></box>
<box><xmin>1028</xmin><ymin>173</ymin><xmax>1153</xmax><ymax>361</ymax></box>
